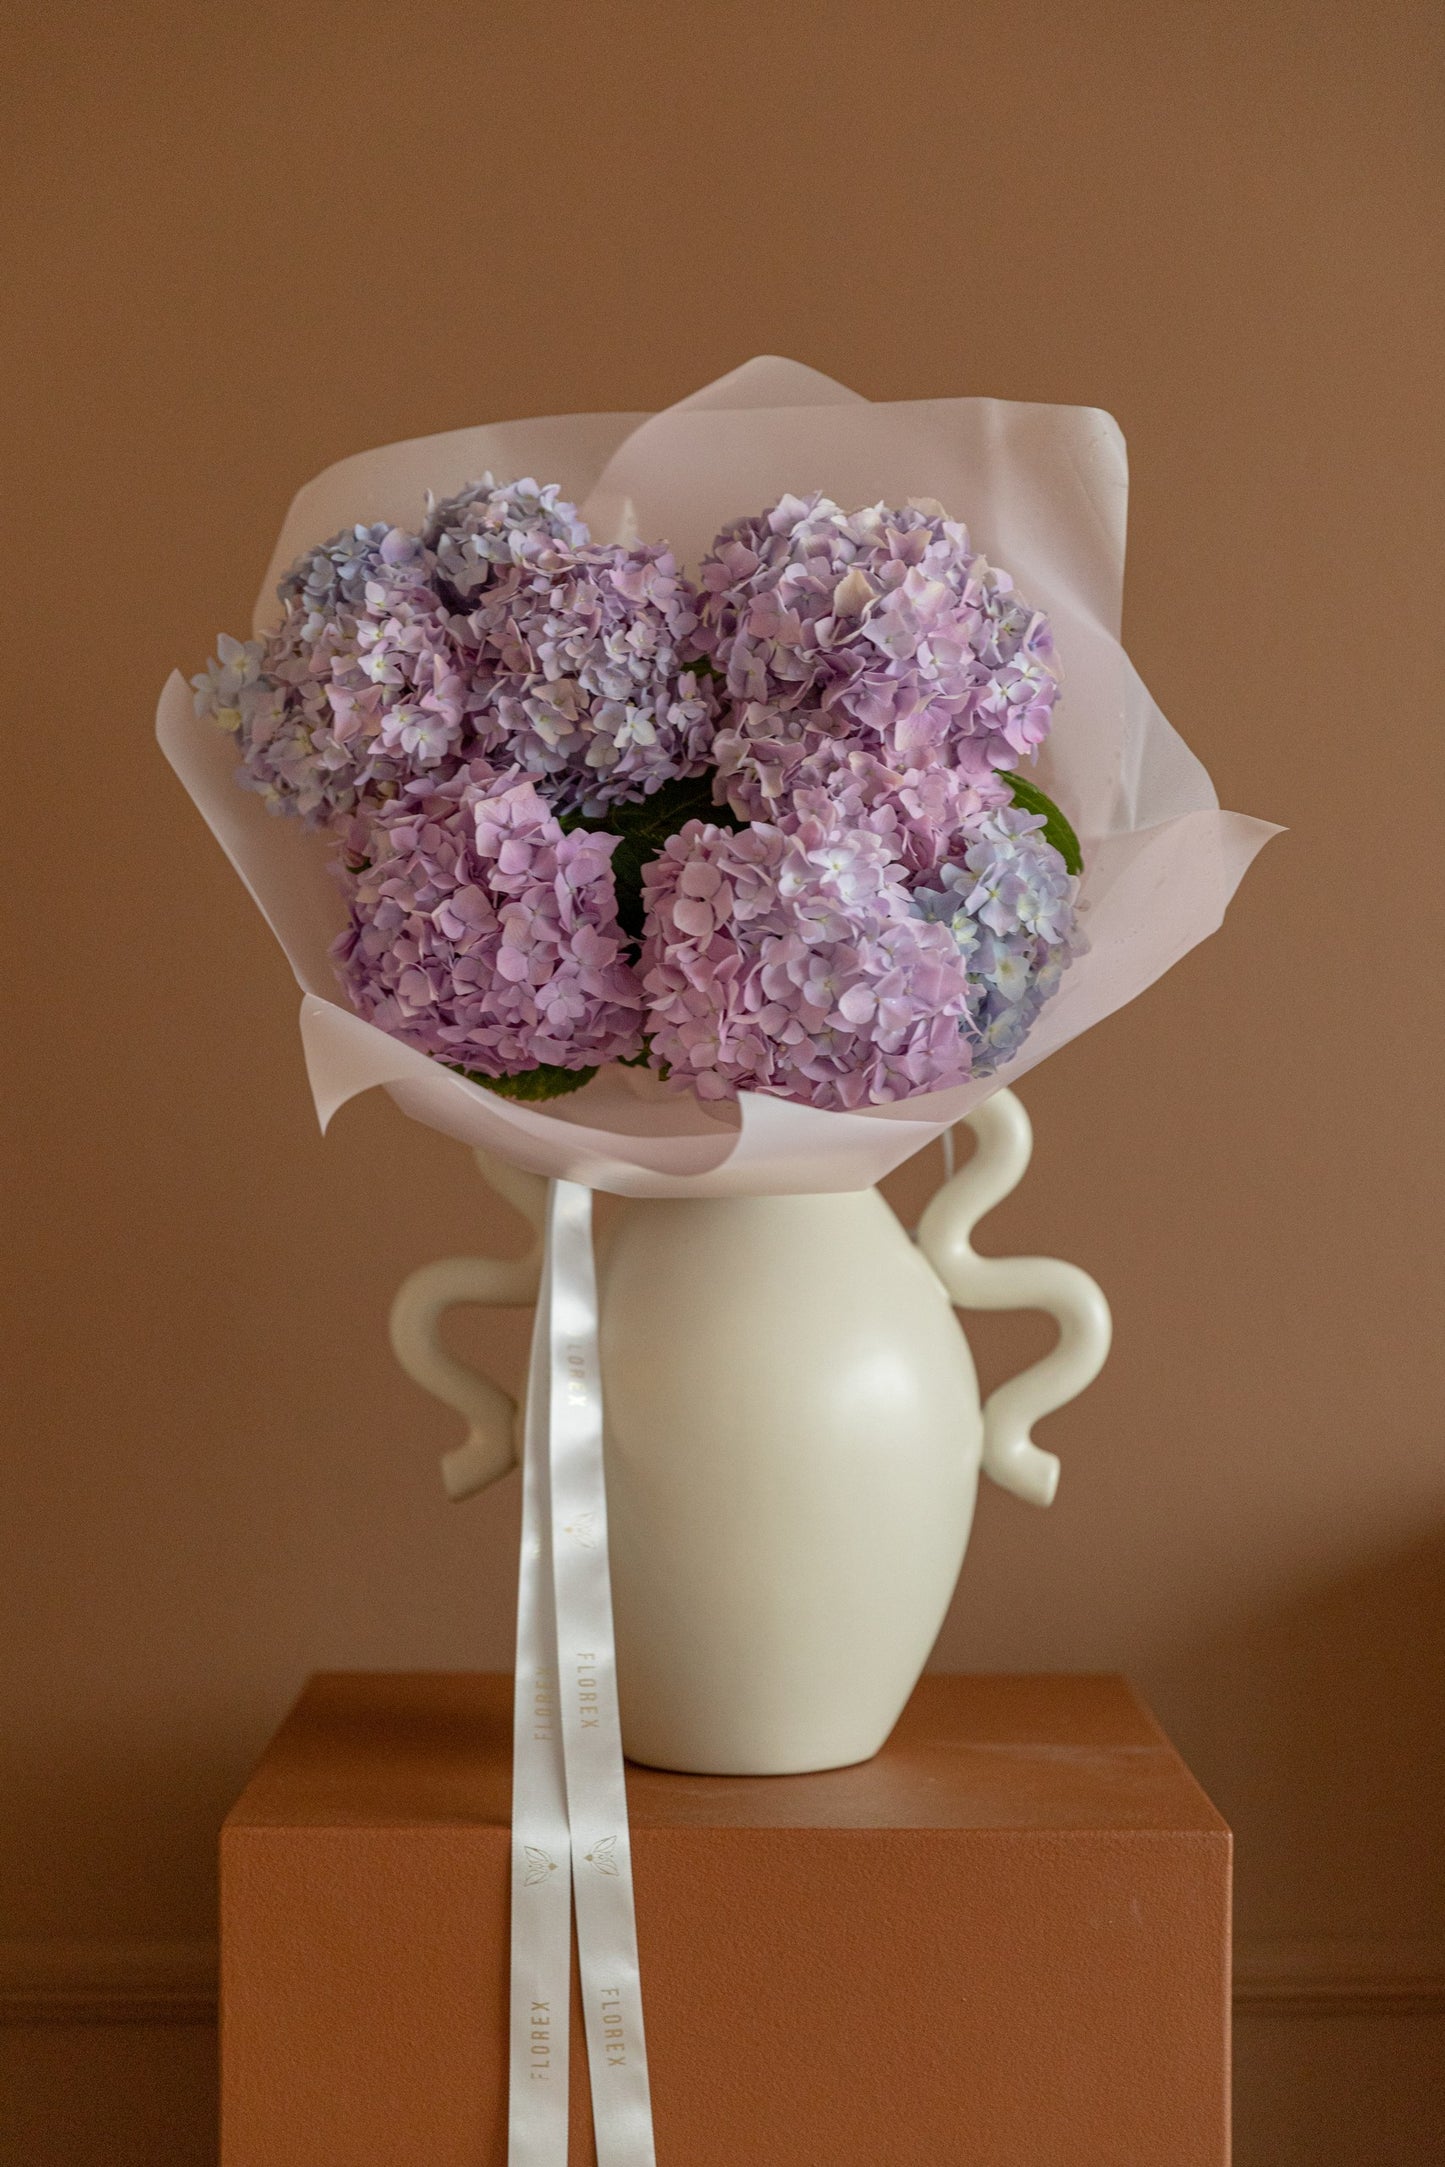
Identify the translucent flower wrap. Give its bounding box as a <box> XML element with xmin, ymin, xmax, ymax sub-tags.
<box><xmin>157</xmin><ymin>355</ymin><xmax>1276</xmax><ymax>1196</ymax></box>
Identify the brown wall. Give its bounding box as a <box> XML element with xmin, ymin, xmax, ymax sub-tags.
<box><xmin>3</xmin><ymin>4</ymin><xmax>1442</xmax><ymax>2161</ymax></box>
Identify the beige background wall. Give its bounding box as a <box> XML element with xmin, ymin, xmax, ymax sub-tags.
<box><xmin>3</xmin><ymin>4</ymin><xmax>1442</xmax><ymax>2160</ymax></box>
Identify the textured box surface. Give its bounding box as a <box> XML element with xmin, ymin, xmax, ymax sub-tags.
<box><xmin>221</xmin><ymin>1673</ymin><xmax>1230</xmax><ymax>2166</ymax></box>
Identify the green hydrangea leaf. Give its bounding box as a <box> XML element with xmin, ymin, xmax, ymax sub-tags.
<box><xmin>563</xmin><ymin>771</ymin><xmax>740</xmax><ymax>938</ymax></box>
<box><xmin>452</xmin><ymin>1062</ymin><xmax>598</xmax><ymax>1102</ymax></box>
<box><xmin>999</xmin><ymin>770</ymin><xmax>1084</xmax><ymax>877</ymax></box>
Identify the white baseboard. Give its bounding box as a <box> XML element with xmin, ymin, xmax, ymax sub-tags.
<box><xmin>2</xmin><ymin>1934</ymin><xmax>1442</xmax><ymax>2026</ymax></box>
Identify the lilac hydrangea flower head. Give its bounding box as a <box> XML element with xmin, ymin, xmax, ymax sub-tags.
<box><xmin>461</xmin><ymin>541</ymin><xmax>719</xmax><ymax>817</ymax></box>
<box><xmin>424</xmin><ymin>475</ymin><xmax>590</xmax><ymax>603</ymax></box>
<box><xmin>718</xmin><ymin>736</ymin><xmax>1015</xmax><ymax>879</ymax></box>
<box><xmin>190</xmin><ymin>630</ymin><xmax>286</xmax><ymax>764</ymax></box>
<box><xmin>639</xmin><ymin>804</ymin><xmax>976</xmax><ymax>1110</ymax></box>
<box><xmin>332</xmin><ymin>765</ymin><xmax>644</xmax><ymax>1077</ymax></box>
<box><xmin>192</xmin><ymin>522</ymin><xmax>477</xmax><ymax>825</ymax></box>
<box><xmin>911</xmin><ymin>806</ymin><xmax>1083</xmax><ymax>1072</ymax></box>
<box><xmin>277</xmin><ymin>519</ymin><xmax>430</xmax><ymax>613</ymax></box>
<box><xmin>699</xmin><ymin>494</ymin><xmax>1059</xmax><ymax>837</ymax></box>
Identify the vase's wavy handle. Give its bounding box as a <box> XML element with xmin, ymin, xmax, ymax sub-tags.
<box><xmin>389</xmin><ymin>1151</ymin><xmax>547</xmax><ymax>1501</ymax></box>
<box><xmin>917</xmin><ymin>1089</ymin><xmax>1111</xmax><ymax>1509</ymax></box>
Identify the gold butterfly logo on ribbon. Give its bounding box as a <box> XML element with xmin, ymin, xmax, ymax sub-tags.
<box><xmin>522</xmin><ymin>1847</ymin><xmax>558</xmax><ymax>1886</ymax></box>
<box><xmin>564</xmin><ymin>1511</ymin><xmax>598</xmax><ymax>1549</ymax></box>
<box><xmin>584</xmin><ymin>1835</ymin><xmax>619</xmax><ymax>1876</ymax></box>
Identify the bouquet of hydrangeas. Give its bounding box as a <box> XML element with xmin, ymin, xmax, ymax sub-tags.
<box><xmin>193</xmin><ymin>479</ymin><xmax>1087</xmax><ymax>1114</ymax></box>
<box><xmin>161</xmin><ymin>359</ymin><xmax>1274</xmax><ymax>1198</ymax></box>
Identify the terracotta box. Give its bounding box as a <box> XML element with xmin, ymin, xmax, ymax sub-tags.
<box><xmin>221</xmin><ymin>1673</ymin><xmax>1230</xmax><ymax>2166</ymax></box>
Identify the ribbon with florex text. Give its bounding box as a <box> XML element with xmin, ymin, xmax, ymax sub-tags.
<box><xmin>508</xmin><ymin>1180</ymin><xmax>656</xmax><ymax>2167</ymax></box>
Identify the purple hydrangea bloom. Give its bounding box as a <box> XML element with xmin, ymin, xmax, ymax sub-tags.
<box><xmin>332</xmin><ymin>767</ymin><xmax>645</xmax><ymax>1077</ymax></box>
<box><xmin>276</xmin><ymin>519</ymin><xmax>428</xmax><ymax>612</ymax></box>
<box><xmin>458</xmin><ymin>541</ymin><xmax>719</xmax><ymax>817</ymax></box>
<box><xmin>910</xmin><ymin>807</ymin><xmax>1083</xmax><ymax>1072</ymax></box>
<box><xmin>639</xmin><ymin>805</ymin><xmax>976</xmax><ymax>1110</ymax></box>
<box><xmin>424</xmin><ymin>475</ymin><xmax>590</xmax><ymax>603</ymax></box>
<box><xmin>192</xmin><ymin>523</ymin><xmax>478</xmax><ymax>825</ymax></box>
<box><xmin>699</xmin><ymin>494</ymin><xmax>1059</xmax><ymax>845</ymax></box>
<box><xmin>190</xmin><ymin>629</ymin><xmax>289</xmax><ymax>778</ymax></box>
<box><xmin>725</xmin><ymin>741</ymin><xmax>1015</xmax><ymax>879</ymax></box>
<box><xmin>193</xmin><ymin>484</ymin><xmax>598</xmax><ymax>828</ymax></box>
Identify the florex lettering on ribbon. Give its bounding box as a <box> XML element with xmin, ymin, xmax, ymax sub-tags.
<box><xmin>600</xmin><ymin>1987</ymin><xmax>627</xmax><ymax>2066</ymax></box>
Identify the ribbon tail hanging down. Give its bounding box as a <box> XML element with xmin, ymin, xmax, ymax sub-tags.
<box><xmin>508</xmin><ymin>1203</ymin><xmax>573</xmax><ymax>2167</ymax></box>
<box><xmin>509</xmin><ymin>1179</ymin><xmax>657</xmax><ymax>2167</ymax></box>
<box><xmin>547</xmin><ymin>1179</ymin><xmax>657</xmax><ymax>2167</ymax></box>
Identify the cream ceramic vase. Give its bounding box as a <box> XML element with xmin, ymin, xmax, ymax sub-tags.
<box><xmin>390</xmin><ymin>1088</ymin><xmax>1110</xmax><ymax>1776</ymax></box>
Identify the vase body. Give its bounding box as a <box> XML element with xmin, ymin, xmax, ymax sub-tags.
<box><xmin>389</xmin><ymin>1091</ymin><xmax>1111</xmax><ymax>1781</ymax></box>
<box><xmin>597</xmin><ymin>1189</ymin><xmax>981</xmax><ymax>1775</ymax></box>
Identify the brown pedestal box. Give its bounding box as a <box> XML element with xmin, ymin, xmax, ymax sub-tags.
<box><xmin>221</xmin><ymin>1673</ymin><xmax>1230</xmax><ymax>2166</ymax></box>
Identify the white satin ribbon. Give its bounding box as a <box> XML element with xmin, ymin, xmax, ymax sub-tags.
<box><xmin>509</xmin><ymin>1180</ymin><xmax>657</xmax><ymax>2167</ymax></box>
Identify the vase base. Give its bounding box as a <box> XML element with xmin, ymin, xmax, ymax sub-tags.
<box><xmin>620</xmin><ymin>1728</ymin><xmax>894</xmax><ymax>1779</ymax></box>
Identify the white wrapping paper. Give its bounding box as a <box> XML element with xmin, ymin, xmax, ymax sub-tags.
<box><xmin>157</xmin><ymin>355</ymin><xmax>1278</xmax><ymax>1199</ymax></box>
